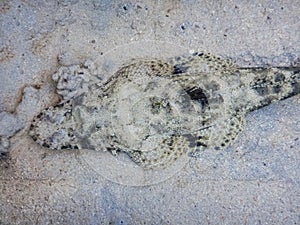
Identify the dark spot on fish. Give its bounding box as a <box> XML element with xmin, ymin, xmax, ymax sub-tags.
<box><xmin>196</xmin><ymin>141</ymin><xmax>207</xmax><ymax>148</ymax></box>
<box><xmin>42</xmin><ymin>143</ymin><xmax>50</xmax><ymax>148</ymax></box>
<box><xmin>173</xmin><ymin>64</ymin><xmax>188</xmax><ymax>74</ymax></box>
<box><xmin>192</xmin><ymin>52</ymin><xmax>204</xmax><ymax>57</ymax></box>
<box><xmin>291</xmin><ymin>81</ymin><xmax>300</xmax><ymax>95</ymax></box>
<box><xmin>61</xmin><ymin>144</ymin><xmax>72</xmax><ymax>149</ymax></box>
<box><xmin>274</xmin><ymin>72</ymin><xmax>285</xmax><ymax>82</ymax></box>
<box><xmin>273</xmin><ymin>85</ymin><xmax>281</xmax><ymax>93</ymax></box>
<box><xmin>253</xmin><ymin>86</ymin><xmax>269</xmax><ymax>96</ymax></box>
<box><xmin>260</xmin><ymin>97</ymin><xmax>273</xmax><ymax>106</ymax></box>
<box><xmin>175</xmin><ymin>56</ymin><xmax>181</xmax><ymax>61</ymax></box>
<box><xmin>186</xmin><ymin>87</ymin><xmax>209</xmax><ymax>107</ymax></box>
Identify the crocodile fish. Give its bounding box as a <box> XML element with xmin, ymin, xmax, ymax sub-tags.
<box><xmin>29</xmin><ymin>53</ymin><xmax>300</xmax><ymax>169</ymax></box>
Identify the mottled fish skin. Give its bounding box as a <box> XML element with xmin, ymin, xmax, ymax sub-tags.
<box><xmin>29</xmin><ymin>53</ymin><xmax>300</xmax><ymax>169</ymax></box>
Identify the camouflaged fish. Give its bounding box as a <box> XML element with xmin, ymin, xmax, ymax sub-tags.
<box><xmin>29</xmin><ymin>53</ymin><xmax>300</xmax><ymax>169</ymax></box>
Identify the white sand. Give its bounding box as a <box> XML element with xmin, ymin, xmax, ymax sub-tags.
<box><xmin>0</xmin><ymin>1</ymin><xmax>299</xmax><ymax>224</ymax></box>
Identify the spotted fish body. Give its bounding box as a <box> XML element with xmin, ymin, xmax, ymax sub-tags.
<box><xmin>29</xmin><ymin>53</ymin><xmax>300</xmax><ymax>169</ymax></box>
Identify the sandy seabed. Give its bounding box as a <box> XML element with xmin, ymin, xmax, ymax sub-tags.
<box><xmin>0</xmin><ymin>1</ymin><xmax>299</xmax><ymax>224</ymax></box>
